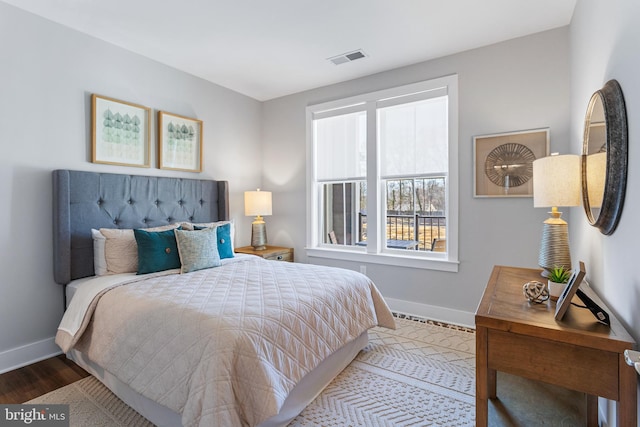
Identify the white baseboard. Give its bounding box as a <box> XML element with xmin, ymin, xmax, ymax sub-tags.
<box><xmin>386</xmin><ymin>298</ymin><xmax>475</xmax><ymax>328</ymax></box>
<box><xmin>0</xmin><ymin>337</ymin><xmax>61</xmax><ymax>375</ymax></box>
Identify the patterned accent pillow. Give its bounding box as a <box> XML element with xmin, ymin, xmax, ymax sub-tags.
<box><xmin>100</xmin><ymin>224</ymin><xmax>180</xmax><ymax>274</ymax></box>
<box><xmin>134</xmin><ymin>228</ymin><xmax>181</xmax><ymax>274</ymax></box>
<box><xmin>174</xmin><ymin>227</ymin><xmax>222</xmax><ymax>274</ymax></box>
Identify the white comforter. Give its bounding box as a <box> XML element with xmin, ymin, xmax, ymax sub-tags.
<box><xmin>56</xmin><ymin>257</ymin><xmax>395</xmax><ymax>427</ymax></box>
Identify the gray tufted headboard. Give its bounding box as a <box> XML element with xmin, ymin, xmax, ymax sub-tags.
<box><xmin>53</xmin><ymin>169</ymin><xmax>229</xmax><ymax>285</ymax></box>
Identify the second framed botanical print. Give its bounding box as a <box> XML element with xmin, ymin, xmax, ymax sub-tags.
<box><xmin>158</xmin><ymin>111</ymin><xmax>203</xmax><ymax>172</ymax></box>
<box><xmin>473</xmin><ymin>128</ymin><xmax>549</xmax><ymax>197</ymax></box>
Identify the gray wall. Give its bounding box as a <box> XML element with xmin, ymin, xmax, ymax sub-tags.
<box><xmin>570</xmin><ymin>1</ymin><xmax>640</xmax><ymax>423</ymax></box>
<box><xmin>262</xmin><ymin>28</ymin><xmax>571</xmax><ymax>322</ymax></box>
<box><xmin>0</xmin><ymin>3</ymin><xmax>262</xmax><ymax>371</ymax></box>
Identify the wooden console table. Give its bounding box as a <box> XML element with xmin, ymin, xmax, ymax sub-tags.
<box><xmin>475</xmin><ymin>265</ymin><xmax>636</xmax><ymax>426</ymax></box>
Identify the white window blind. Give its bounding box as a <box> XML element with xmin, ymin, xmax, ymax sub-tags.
<box><xmin>378</xmin><ymin>95</ymin><xmax>448</xmax><ymax>178</ymax></box>
<box><xmin>314</xmin><ymin>111</ymin><xmax>366</xmax><ymax>182</ymax></box>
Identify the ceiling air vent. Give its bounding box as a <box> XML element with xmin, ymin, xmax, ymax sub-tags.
<box><xmin>328</xmin><ymin>49</ymin><xmax>367</xmax><ymax>65</ymax></box>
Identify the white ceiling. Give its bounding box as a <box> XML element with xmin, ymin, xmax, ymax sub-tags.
<box><xmin>3</xmin><ymin>0</ymin><xmax>576</xmax><ymax>101</ymax></box>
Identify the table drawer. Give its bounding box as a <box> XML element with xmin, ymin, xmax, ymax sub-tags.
<box><xmin>487</xmin><ymin>329</ymin><xmax>619</xmax><ymax>399</ymax></box>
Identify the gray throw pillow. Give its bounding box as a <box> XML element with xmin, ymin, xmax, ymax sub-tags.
<box><xmin>174</xmin><ymin>227</ymin><xmax>222</xmax><ymax>273</ymax></box>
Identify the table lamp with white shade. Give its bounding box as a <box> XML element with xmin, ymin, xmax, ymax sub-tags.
<box><xmin>533</xmin><ymin>154</ymin><xmax>581</xmax><ymax>276</ymax></box>
<box><xmin>244</xmin><ymin>189</ymin><xmax>272</xmax><ymax>251</ymax></box>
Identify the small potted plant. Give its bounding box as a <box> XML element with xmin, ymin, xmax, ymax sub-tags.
<box><xmin>547</xmin><ymin>265</ymin><xmax>571</xmax><ymax>300</ymax></box>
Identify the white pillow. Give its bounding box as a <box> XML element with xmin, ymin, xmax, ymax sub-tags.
<box><xmin>91</xmin><ymin>229</ymin><xmax>108</xmax><ymax>276</ymax></box>
<box><xmin>99</xmin><ymin>229</ymin><xmax>137</xmax><ymax>274</ymax></box>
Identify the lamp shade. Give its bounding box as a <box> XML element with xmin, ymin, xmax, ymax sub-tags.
<box><xmin>533</xmin><ymin>154</ymin><xmax>581</xmax><ymax>208</ymax></box>
<box><xmin>244</xmin><ymin>190</ymin><xmax>272</xmax><ymax>216</ymax></box>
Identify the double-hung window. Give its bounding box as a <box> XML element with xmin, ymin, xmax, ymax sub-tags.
<box><xmin>307</xmin><ymin>75</ymin><xmax>458</xmax><ymax>272</ymax></box>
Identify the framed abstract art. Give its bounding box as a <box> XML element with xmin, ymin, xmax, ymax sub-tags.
<box><xmin>473</xmin><ymin>128</ymin><xmax>549</xmax><ymax>197</ymax></box>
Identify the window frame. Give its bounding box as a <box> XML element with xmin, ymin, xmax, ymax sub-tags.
<box><xmin>306</xmin><ymin>75</ymin><xmax>459</xmax><ymax>272</ymax></box>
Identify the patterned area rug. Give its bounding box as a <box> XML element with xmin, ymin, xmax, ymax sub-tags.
<box><xmin>27</xmin><ymin>317</ymin><xmax>584</xmax><ymax>426</ymax></box>
<box><xmin>291</xmin><ymin>317</ymin><xmax>476</xmax><ymax>426</ymax></box>
<box><xmin>27</xmin><ymin>372</ymin><xmax>153</xmax><ymax>427</ymax></box>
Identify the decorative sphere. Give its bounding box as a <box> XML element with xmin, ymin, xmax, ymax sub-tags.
<box><xmin>523</xmin><ymin>281</ymin><xmax>549</xmax><ymax>303</ymax></box>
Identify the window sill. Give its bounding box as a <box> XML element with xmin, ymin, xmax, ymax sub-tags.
<box><xmin>305</xmin><ymin>247</ymin><xmax>459</xmax><ymax>272</ymax></box>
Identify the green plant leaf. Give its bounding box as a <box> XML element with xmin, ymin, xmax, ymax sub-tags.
<box><xmin>548</xmin><ymin>265</ymin><xmax>571</xmax><ymax>283</ymax></box>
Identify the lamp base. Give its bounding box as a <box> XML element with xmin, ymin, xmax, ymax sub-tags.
<box><xmin>251</xmin><ymin>220</ymin><xmax>267</xmax><ymax>251</ymax></box>
<box><xmin>538</xmin><ymin>215</ymin><xmax>572</xmax><ymax>274</ymax></box>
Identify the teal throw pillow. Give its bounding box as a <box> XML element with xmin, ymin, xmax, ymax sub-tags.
<box><xmin>175</xmin><ymin>227</ymin><xmax>222</xmax><ymax>273</ymax></box>
<box><xmin>194</xmin><ymin>223</ymin><xmax>234</xmax><ymax>259</ymax></box>
<box><xmin>215</xmin><ymin>223</ymin><xmax>234</xmax><ymax>259</ymax></box>
<box><xmin>134</xmin><ymin>228</ymin><xmax>181</xmax><ymax>274</ymax></box>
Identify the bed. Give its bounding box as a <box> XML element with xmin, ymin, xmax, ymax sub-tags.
<box><xmin>52</xmin><ymin>169</ymin><xmax>395</xmax><ymax>427</ymax></box>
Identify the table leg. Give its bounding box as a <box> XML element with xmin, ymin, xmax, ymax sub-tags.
<box><xmin>476</xmin><ymin>326</ymin><xmax>489</xmax><ymax>427</ymax></box>
<box><xmin>488</xmin><ymin>368</ymin><xmax>497</xmax><ymax>399</ymax></box>
<box><xmin>618</xmin><ymin>353</ymin><xmax>637</xmax><ymax>427</ymax></box>
<box><xmin>586</xmin><ymin>394</ymin><xmax>598</xmax><ymax>427</ymax></box>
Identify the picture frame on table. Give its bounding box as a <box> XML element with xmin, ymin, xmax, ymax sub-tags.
<box><xmin>91</xmin><ymin>94</ymin><xmax>151</xmax><ymax>168</ymax></box>
<box><xmin>158</xmin><ymin>111</ymin><xmax>203</xmax><ymax>172</ymax></box>
<box><xmin>554</xmin><ymin>261</ymin><xmax>586</xmax><ymax>321</ymax></box>
<box><xmin>473</xmin><ymin>128</ymin><xmax>549</xmax><ymax>197</ymax></box>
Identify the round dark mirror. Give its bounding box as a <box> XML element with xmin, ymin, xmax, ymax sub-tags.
<box><xmin>581</xmin><ymin>80</ymin><xmax>628</xmax><ymax>235</ymax></box>
<box><xmin>583</xmin><ymin>93</ymin><xmax>606</xmax><ymax>222</ymax></box>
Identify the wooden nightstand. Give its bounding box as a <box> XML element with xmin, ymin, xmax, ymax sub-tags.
<box><xmin>476</xmin><ymin>265</ymin><xmax>636</xmax><ymax>427</ymax></box>
<box><xmin>234</xmin><ymin>245</ymin><xmax>294</xmax><ymax>262</ymax></box>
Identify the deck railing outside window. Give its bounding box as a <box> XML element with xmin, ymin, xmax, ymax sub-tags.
<box><xmin>358</xmin><ymin>213</ymin><xmax>446</xmax><ymax>251</ymax></box>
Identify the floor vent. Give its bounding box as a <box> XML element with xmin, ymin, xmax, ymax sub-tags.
<box><xmin>328</xmin><ymin>49</ymin><xmax>367</xmax><ymax>65</ymax></box>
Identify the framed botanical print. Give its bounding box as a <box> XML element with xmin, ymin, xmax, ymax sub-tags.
<box><xmin>91</xmin><ymin>94</ymin><xmax>151</xmax><ymax>167</ymax></box>
<box><xmin>158</xmin><ymin>111</ymin><xmax>203</xmax><ymax>172</ymax></box>
<box><xmin>473</xmin><ymin>128</ymin><xmax>549</xmax><ymax>197</ymax></box>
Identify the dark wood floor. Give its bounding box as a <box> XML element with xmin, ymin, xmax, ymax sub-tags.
<box><xmin>0</xmin><ymin>355</ymin><xmax>89</xmax><ymax>403</ymax></box>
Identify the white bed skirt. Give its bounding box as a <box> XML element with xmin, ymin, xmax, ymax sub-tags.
<box><xmin>68</xmin><ymin>331</ymin><xmax>368</xmax><ymax>427</ymax></box>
